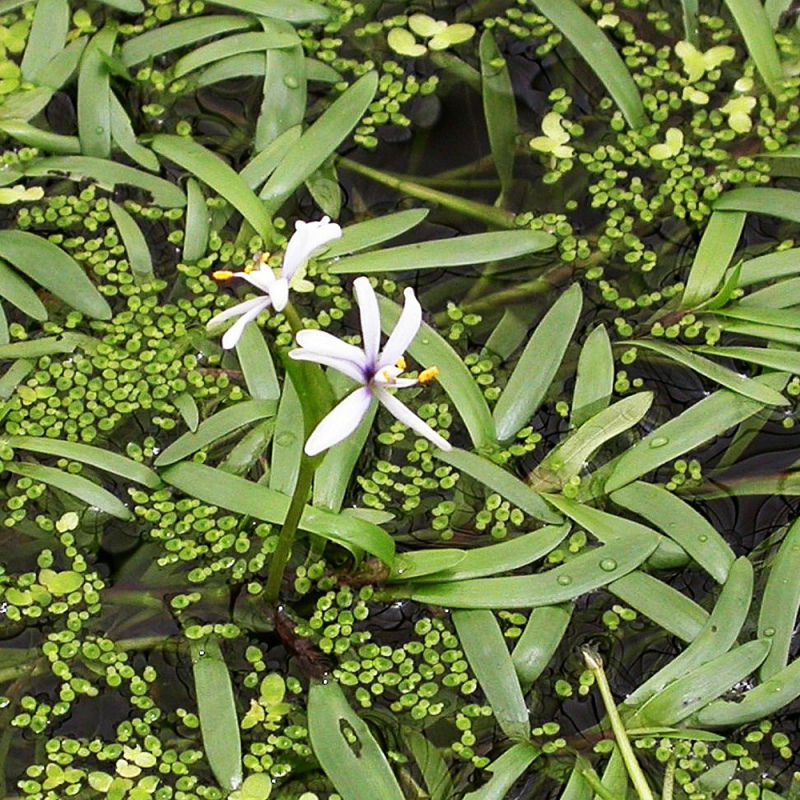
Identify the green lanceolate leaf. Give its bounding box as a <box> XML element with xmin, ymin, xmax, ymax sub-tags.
<box><xmin>260</xmin><ymin>72</ymin><xmax>378</xmax><ymax>214</ymax></box>
<box><xmin>233</xmin><ymin>323</ymin><xmax>281</xmax><ymax>402</ymax></box>
<box><xmin>608</xmin><ymin>571</ymin><xmax>709</xmax><ymax>643</ymax></box>
<box><xmin>512</xmin><ymin>604</ymin><xmax>573</xmax><ymax>691</ymax></box>
<box><xmin>191</xmin><ymin>638</ymin><xmax>242</xmax><ymax>792</ymax></box>
<box><xmin>77</xmin><ymin>27</ymin><xmax>116</xmax><ymax>158</ymax></box>
<box><xmin>531</xmin><ymin>0</ymin><xmax>645</xmax><ymax>128</ymax></box>
<box><xmin>24</xmin><ymin>156</ymin><xmax>187</xmax><ymax>207</ymax></box>
<box><xmin>308</xmin><ymin>680</ymin><xmax>405</xmax><ymax>800</ymax></box>
<box><xmin>404</xmin><ymin>528</ymin><xmax>659</xmax><ymax>608</ymax></box>
<box><xmin>5</xmin><ymin>462</ymin><xmax>132</xmax><ymax>519</ymax></box>
<box><xmin>611</xmin><ymin>481</ymin><xmax>735</xmax><ymax>583</ymax></box>
<box><xmin>629</xmin><ymin>639</ymin><xmax>770</xmax><ymax>727</ymax></box>
<box><xmin>0</xmin><ymin>257</ymin><xmax>47</xmax><ymax>321</ymax></box>
<box><xmin>463</xmin><ymin>744</ymin><xmax>541</xmax><ymax>800</ymax></box>
<box><xmin>436</xmin><ymin>447</ymin><xmax>560</xmax><ymax>523</ymax></box>
<box><xmin>323</xmin><ymin>209</ymin><xmax>429</xmax><ymax>259</ymax></box>
<box><xmin>151</xmin><ymin>135</ymin><xmax>273</xmax><ymax>239</ymax></box>
<box><xmin>240</xmin><ymin>126</ymin><xmax>302</xmax><ymax>191</ymax></box>
<box><xmin>570</xmin><ymin>324</ymin><xmax>613</xmax><ymax>427</ymax></box>
<box><xmin>20</xmin><ymin>0</ymin><xmax>68</xmax><ymax>82</ymax></box>
<box><xmin>0</xmin><ymin>119</ymin><xmax>79</xmax><ymax>154</ymax></box>
<box><xmin>737</xmin><ymin>245</ymin><xmax>800</xmax><ymax>287</ymax></box>
<box><xmin>110</xmin><ymin>92</ymin><xmax>160</xmax><ymax>171</ymax></box>
<box><xmin>109</xmin><ymin>201</ymin><xmax>154</xmax><ymax>283</ymax></box>
<box><xmin>627</xmin><ymin>340</ymin><xmax>789</xmax><ymax>405</ymax></box>
<box><xmin>0</xmin><ymin>230</ymin><xmax>111</xmax><ymax>319</ymax></box>
<box><xmin>604</xmin><ymin>373</ymin><xmax>788</xmax><ymax>492</ymax></box>
<box><xmin>453</xmin><ymin>610</ymin><xmax>530</xmax><ymax>740</ymax></box>
<box><xmin>210</xmin><ymin>0</ymin><xmax>329</xmax><ymax>23</ymax></box>
<box><xmin>681</xmin><ymin>210</ymin><xmax>745</xmax><ymax>308</ymax></box>
<box><xmin>757</xmin><ymin>517</ymin><xmax>800</xmax><ymax>680</ymax></box>
<box><xmin>723</xmin><ymin>0</ymin><xmax>784</xmax><ymax>96</ymax></box>
<box><xmin>268</xmin><ymin>376</ymin><xmax>303</xmax><ymax>496</ymax></box>
<box><xmin>388</xmin><ymin>549</ymin><xmax>467</xmax><ymax>582</ymax></box>
<box><xmin>183</xmin><ymin>178</ymin><xmax>210</xmax><ymax>263</ymax></box>
<box><xmin>154</xmin><ymin>400</ymin><xmax>278</xmax><ymax>466</ymax></box>
<box><xmin>329</xmin><ymin>229</ymin><xmax>556</xmax><ymax>275</ymax></box>
<box><xmin>715</xmin><ymin>187</ymin><xmax>800</xmax><ymax>222</ymax></box>
<box><xmin>494</xmin><ymin>284</ymin><xmax>582</xmax><ymax>441</ymax></box>
<box><xmin>480</xmin><ymin>30</ymin><xmax>517</xmax><ymax>196</ymax></box>
<box><xmin>624</xmin><ymin>557</ymin><xmax>753</xmax><ymax>707</ymax></box>
<box><xmin>161</xmin><ymin>462</ymin><xmax>395</xmax><ymax>564</ymax></box>
<box><xmin>531</xmin><ymin>392</ymin><xmax>653</xmax><ymax>492</ymax></box>
<box><xmin>121</xmin><ymin>16</ymin><xmax>255</xmax><ymax>66</ymax></box>
<box><xmin>377</xmin><ymin>296</ymin><xmax>495</xmax><ymax>449</ymax></box>
<box><xmin>8</xmin><ymin>436</ymin><xmax>159</xmax><ymax>487</ymax></box>
<box><xmin>695</xmin><ymin>345</ymin><xmax>800</xmax><ymax>375</ymax></box>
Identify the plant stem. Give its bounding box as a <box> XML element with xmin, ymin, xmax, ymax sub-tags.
<box><xmin>263</xmin><ymin>454</ymin><xmax>316</xmax><ymax>605</ymax></box>
<box><xmin>661</xmin><ymin>757</ymin><xmax>676</xmax><ymax>800</ymax></box>
<box><xmin>583</xmin><ymin>646</ymin><xmax>654</xmax><ymax>800</ymax></box>
<box><xmin>338</xmin><ymin>157</ymin><xmax>517</xmax><ymax>229</ymax></box>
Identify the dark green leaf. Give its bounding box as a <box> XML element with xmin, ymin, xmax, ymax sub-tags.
<box><xmin>0</xmin><ymin>119</ymin><xmax>80</xmax><ymax>154</ymax></box>
<box><xmin>462</xmin><ymin>744</ymin><xmax>539</xmax><ymax>800</ymax></box>
<box><xmin>109</xmin><ymin>201</ymin><xmax>154</xmax><ymax>283</ymax></box>
<box><xmin>715</xmin><ymin>188</ymin><xmax>800</xmax><ymax>222</ymax></box>
<box><xmin>183</xmin><ymin>178</ymin><xmax>210</xmax><ymax>263</ymax></box>
<box><xmin>0</xmin><ymin>257</ymin><xmax>47</xmax><ymax>321</ymax></box>
<box><xmin>724</xmin><ymin>0</ymin><xmax>784</xmax><ymax>96</ymax></box>
<box><xmin>323</xmin><ymin>210</ymin><xmax>429</xmax><ymax>259</ymax></box>
<box><xmin>512</xmin><ymin>604</ymin><xmax>573</xmax><ymax>691</ymax></box>
<box><xmin>78</xmin><ymin>27</ymin><xmax>115</xmax><ymax>157</ymax></box>
<box><xmin>570</xmin><ymin>324</ymin><xmax>613</xmax><ymax>427</ymax></box>
<box><xmin>20</xmin><ymin>0</ymin><xmax>68</xmax><ymax>82</ymax></box>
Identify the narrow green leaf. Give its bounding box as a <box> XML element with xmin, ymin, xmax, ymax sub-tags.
<box><xmin>697</xmin><ymin>345</ymin><xmax>800</xmax><ymax>375</ymax></box>
<box><xmin>611</xmin><ymin>482</ymin><xmax>734</xmax><ymax>583</ymax></box>
<box><xmin>604</xmin><ymin>373</ymin><xmax>787</xmax><ymax>493</ymax></box>
<box><xmin>323</xmin><ymin>209</ymin><xmax>429</xmax><ymax>259</ymax></box>
<box><xmin>260</xmin><ymin>72</ymin><xmax>378</xmax><ymax>213</ymax></box>
<box><xmin>378</xmin><ymin>296</ymin><xmax>495</xmax><ymax>449</ymax></box>
<box><xmin>531</xmin><ymin>0</ymin><xmax>645</xmax><ymax>127</ymax></box>
<box><xmin>511</xmin><ymin>604</ymin><xmax>573</xmax><ymax>691</ymax></box>
<box><xmin>97</xmin><ymin>0</ymin><xmax>144</xmax><ymax>13</ymax></box>
<box><xmin>411</xmin><ymin>523</ymin><xmax>570</xmax><ymax>583</ymax></box>
<box><xmin>681</xmin><ymin>0</ymin><xmax>699</xmax><ymax>42</ymax></box>
<box><xmin>463</xmin><ymin>744</ymin><xmax>540</xmax><ymax>800</ymax></box>
<box><xmin>723</xmin><ymin>0</ymin><xmax>784</xmax><ymax>96</ymax></box>
<box><xmin>0</xmin><ymin>86</ymin><xmax>53</xmax><ymax>122</ymax></box>
<box><xmin>151</xmin><ymin>135</ymin><xmax>273</xmax><ymax>238</ymax></box>
<box><xmin>627</xmin><ymin>339</ymin><xmax>788</xmax><ymax>405</ymax></box>
<box><xmin>493</xmin><ymin>284</ymin><xmax>582</xmax><ymax>441</ymax></box>
<box><xmin>24</xmin><ymin>156</ymin><xmax>187</xmax><ymax>207</ymax></box>
<box><xmin>0</xmin><ymin>230</ymin><xmax>111</xmax><ymax>319</ymax></box>
<box><xmin>154</xmin><ymin>400</ymin><xmax>277</xmax><ymax>466</ymax></box>
<box><xmin>0</xmin><ymin>119</ymin><xmax>80</xmax><ymax>154</ymax></box>
<box><xmin>608</xmin><ymin>571</ymin><xmax>709</xmax><ymax>643</ymax></box>
<box><xmin>308</xmin><ymin>680</ymin><xmax>405</xmax><ymax>800</ymax></box>
<box><xmin>239</xmin><ymin>126</ymin><xmax>302</xmax><ymax>191</ymax></box>
<box><xmin>570</xmin><ymin>324</ymin><xmax>613</xmax><ymax>427</ymax></box>
<box><xmin>174</xmin><ymin>392</ymin><xmax>199</xmax><ymax>432</ymax></box>
<box><xmin>162</xmin><ymin>462</ymin><xmax>395</xmax><ymax>563</ymax></box>
<box><xmin>718</xmin><ymin>319</ymin><xmax>800</xmax><ymax>345</ymax></box>
<box><xmin>256</xmin><ymin>18</ymin><xmax>306</xmax><ymax>151</ymax></box>
<box><xmin>220</xmin><ymin>419</ymin><xmax>274</xmax><ymax>476</ymax></box>
<box><xmin>560</xmin><ymin>758</ymin><xmax>593</xmax><ymax>800</ymax></box>
<box><xmin>20</xmin><ymin>0</ymin><xmax>69</xmax><ymax>82</ymax></box>
<box><xmin>195</xmin><ymin>53</ymin><xmax>266</xmax><ymax>87</ymax></box>
<box><xmin>714</xmin><ymin>306</ymin><xmax>800</xmax><ymax>327</ymax></box>
<box><xmin>210</xmin><ymin>0</ymin><xmax>329</xmax><ymax>23</ymax></box>
<box><xmin>624</xmin><ymin>557</ymin><xmax>753</xmax><ymax>707</ymax></box>
<box><xmin>405</xmin><ymin>530</ymin><xmax>659</xmax><ymax>609</ymax></box>
<box><xmin>0</xmin><ymin>359</ymin><xmax>33</xmax><ymax>401</ymax></box>
<box><xmin>78</xmin><ymin>27</ymin><xmax>115</xmax><ymax>157</ymax></box>
<box><xmin>480</xmin><ymin>30</ymin><xmax>517</xmax><ymax>195</ymax></box>
<box><xmin>531</xmin><ymin>392</ymin><xmax>653</xmax><ymax>492</ymax></box>
<box><xmin>402</xmin><ymin>728</ymin><xmax>453</xmax><ymax>800</ymax></box>
<box><xmin>234</xmin><ymin>323</ymin><xmax>281</xmax><ymax>402</ymax></box>
<box><xmin>173</xmin><ymin>31</ymin><xmax>298</xmax><ymax>79</ymax></box>
<box><xmin>0</xmin><ymin>336</ymin><xmax>76</xmax><ymax>359</ymax></box>
<box><xmin>269</xmin><ymin>376</ymin><xmax>303</xmax><ymax>495</ymax></box>
<box><xmin>695</xmin><ymin>655</ymin><xmax>800</xmax><ymax>728</ymax></box>
<box><xmin>388</xmin><ymin>549</ymin><xmax>466</xmax><ymax>582</ymax></box>
<box><xmin>183</xmin><ymin>178</ymin><xmax>210</xmax><ymax>263</ymax></box>
<box><xmin>191</xmin><ymin>638</ymin><xmax>242</xmax><ymax>792</ymax></box>
<box><xmin>435</xmin><ymin>447</ymin><xmax>560</xmax><ymax>523</ymax></box>
<box><xmin>121</xmin><ymin>16</ymin><xmax>254</xmax><ymax>67</ymax></box>
<box><xmin>109</xmin><ymin>201</ymin><xmax>154</xmax><ymax>283</ymax></box>
<box><xmin>715</xmin><ymin>188</ymin><xmax>800</xmax><ymax>222</ymax></box>
<box><xmin>329</xmin><ymin>229</ymin><xmax>556</xmax><ymax>275</ymax></box>
<box><xmin>0</xmin><ymin>257</ymin><xmax>47</xmax><ymax>321</ymax></box>
<box><xmin>5</xmin><ymin>462</ymin><xmax>132</xmax><ymax>519</ymax></box>
<box><xmin>483</xmin><ymin>305</ymin><xmax>539</xmax><ymax>362</ymax></box>
<box><xmin>35</xmin><ymin>37</ymin><xmax>86</xmax><ymax>92</ymax></box>
<box><xmin>681</xmin><ymin>210</ymin><xmax>745</xmax><ymax>308</ymax></box>
<box><xmin>9</xmin><ymin>436</ymin><xmax>159</xmax><ymax>488</ymax></box>
<box><xmin>630</xmin><ymin>640</ymin><xmax>770</xmax><ymax>727</ymax></box>
<box><xmin>758</xmin><ymin>517</ymin><xmax>800</xmax><ymax>680</ymax></box>
<box><xmin>110</xmin><ymin>92</ymin><xmax>160</xmax><ymax>172</ymax></box>
<box><xmin>737</xmin><ymin>246</ymin><xmax>800</xmax><ymax>287</ymax></box>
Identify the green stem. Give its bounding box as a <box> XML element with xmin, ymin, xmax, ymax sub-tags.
<box><xmin>263</xmin><ymin>454</ymin><xmax>316</xmax><ymax>604</ymax></box>
<box><xmin>579</xmin><ymin>764</ymin><xmax>622</xmax><ymax>800</ymax></box>
<box><xmin>338</xmin><ymin>157</ymin><xmax>517</xmax><ymax>229</ymax></box>
<box><xmin>583</xmin><ymin>647</ymin><xmax>654</xmax><ymax>800</ymax></box>
<box><xmin>661</xmin><ymin>757</ymin><xmax>675</xmax><ymax>800</ymax></box>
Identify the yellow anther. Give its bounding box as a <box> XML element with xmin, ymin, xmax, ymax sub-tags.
<box><xmin>243</xmin><ymin>264</ymin><xmax>256</xmax><ymax>274</ymax></box>
<box><xmin>418</xmin><ymin>367</ymin><xmax>440</xmax><ymax>384</ymax></box>
<box><xmin>212</xmin><ymin>270</ymin><xmax>234</xmax><ymax>281</ymax></box>
<box><xmin>396</xmin><ymin>356</ymin><xmax>407</xmax><ymax>371</ymax></box>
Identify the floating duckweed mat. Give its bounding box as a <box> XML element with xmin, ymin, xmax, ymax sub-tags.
<box><xmin>3</xmin><ymin>1</ymin><xmax>800</xmax><ymax>799</ymax></box>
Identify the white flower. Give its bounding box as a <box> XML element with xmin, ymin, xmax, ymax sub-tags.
<box><xmin>289</xmin><ymin>276</ymin><xmax>452</xmax><ymax>456</ymax></box>
<box><xmin>207</xmin><ymin>216</ymin><xmax>342</xmax><ymax>349</ymax></box>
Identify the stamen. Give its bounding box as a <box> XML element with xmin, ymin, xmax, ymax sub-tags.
<box><xmin>243</xmin><ymin>264</ymin><xmax>256</xmax><ymax>274</ymax></box>
<box><xmin>212</xmin><ymin>270</ymin><xmax>234</xmax><ymax>281</ymax></box>
<box><xmin>396</xmin><ymin>356</ymin><xmax>407</xmax><ymax>371</ymax></box>
<box><xmin>418</xmin><ymin>367</ymin><xmax>440</xmax><ymax>384</ymax></box>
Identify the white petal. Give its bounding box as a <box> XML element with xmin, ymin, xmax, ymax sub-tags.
<box><xmin>221</xmin><ymin>298</ymin><xmax>271</xmax><ymax>349</ymax></box>
<box><xmin>305</xmin><ymin>386</ymin><xmax>374</xmax><ymax>456</ymax></box>
<box><xmin>207</xmin><ymin>296</ymin><xmax>268</xmax><ymax>329</ymax></box>
<box><xmin>288</xmin><ymin>349</ymin><xmax>366</xmax><ymax>384</ymax></box>
<box><xmin>354</xmin><ymin>276</ymin><xmax>381</xmax><ymax>366</ymax></box>
<box><xmin>282</xmin><ymin>217</ymin><xmax>343</xmax><ymax>281</ymax></box>
<box><xmin>376</xmin><ymin>389</ymin><xmax>451</xmax><ymax>451</ymax></box>
<box><xmin>269</xmin><ymin>277</ymin><xmax>289</xmax><ymax>312</ymax></box>
<box><xmin>377</xmin><ymin>287</ymin><xmax>422</xmax><ymax>370</ymax></box>
<box><xmin>294</xmin><ymin>329</ymin><xmax>369</xmax><ymax>370</ymax></box>
<box><xmin>239</xmin><ymin>269</ymin><xmax>275</xmax><ymax>295</ymax></box>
